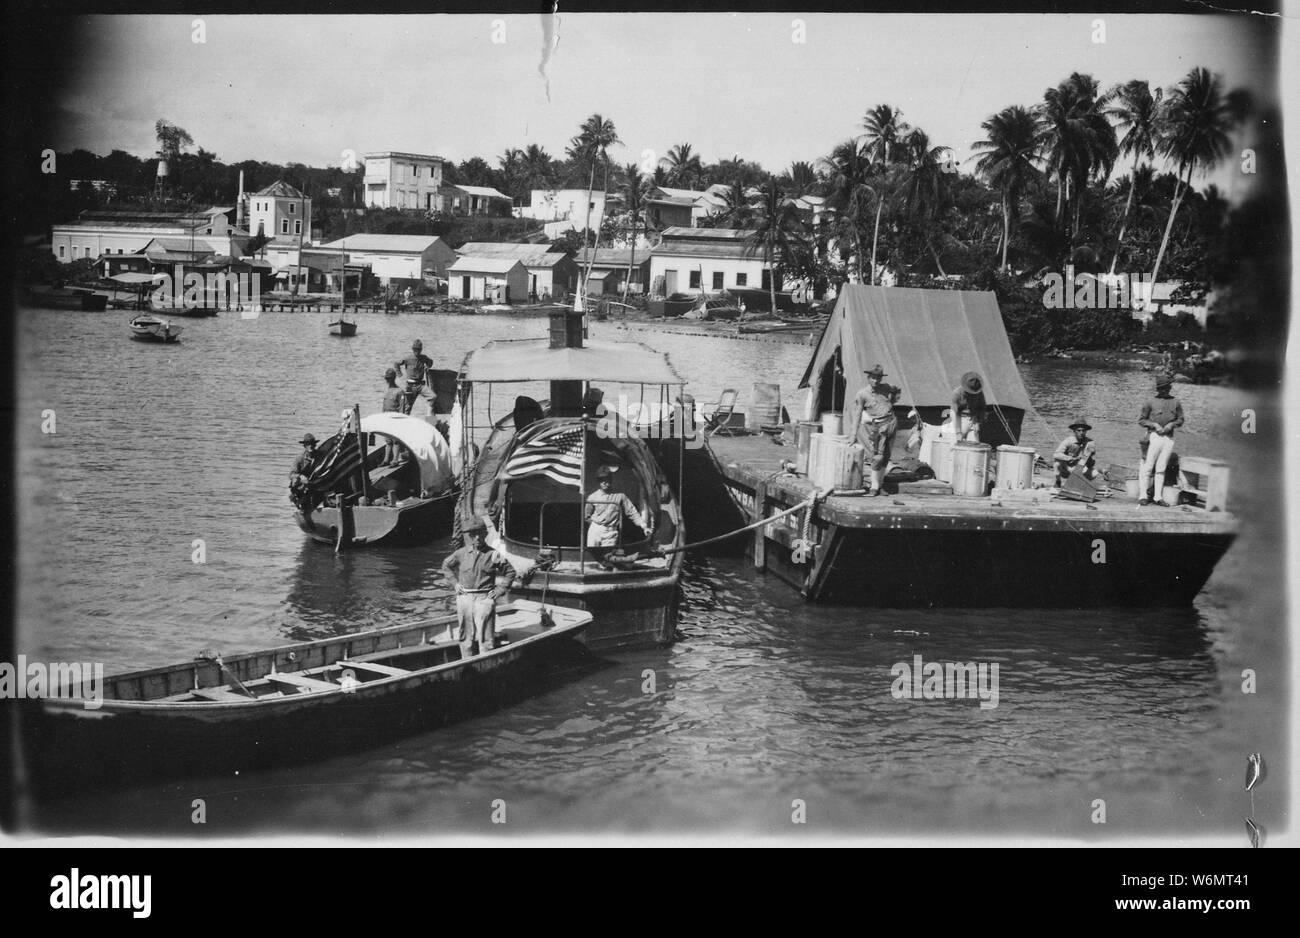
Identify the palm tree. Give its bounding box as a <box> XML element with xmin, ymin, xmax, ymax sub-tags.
<box><xmin>897</xmin><ymin>129</ymin><xmax>954</xmax><ymax>276</ymax></box>
<box><xmin>664</xmin><ymin>142</ymin><xmax>702</xmax><ymax>189</ymax></box>
<box><xmin>567</xmin><ymin>114</ymin><xmax>621</xmax><ymax>306</ymax></box>
<box><xmin>1039</xmin><ymin>73</ymin><xmax>1118</xmax><ymax>242</ymax></box>
<box><xmin>714</xmin><ymin>180</ymin><xmax>755</xmax><ymax>228</ymax></box>
<box><xmin>745</xmin><ymin>179</ymin><xmax>807</xmax><ymax>316</ymax></box>
<box><xmin>1149</xmin><ymin>67</ymin><xmax>1232</xmax><ymax>288</ymax></box>
<box><xmin>1106</xmin><ymin>80</ymin><xmax>1162</xmax><ymax>273</ymax></box>
<box><xmin>620</xmin><ymin>162</ymin><xmax>650</xmax><ymax>305</ymax></box>
<box><xmin>972</xmin><ymin>105</ymin><xmax>1043</xmax><ymax>270</ymax></box>
<box><xmin>819</xmin><ymin>139</ymin><xmax>872</xmax><ymax>282</ymax></box>
<box><xmin>498</xmin><ymin>147</ymin><xmax>525</xmax><ymax>206</ymax></box>
<box><xmin>154</xmin><ymin>119</ymin><xmax>193</xmax><ymax>198</ymax></box>
<box><xmin>521</xmin><ymin>143</ymin><xmax>554</xmax><ymax>191</ymax></box>
<box><xmin>862</xmin><ymin>105</ymin><xmax>911</xmax><ymax>282</ymax></box>
<box><xmin>787</xmin><ymin>160</ymin><xmax>817</xmax><ymax>194</ymax></box>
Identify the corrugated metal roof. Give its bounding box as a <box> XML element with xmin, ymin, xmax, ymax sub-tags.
<box><xmin>575</xmin><ymin>248</ymin><xmax>650</xmax><ymax>268</ymax></box>
<box><xmin>319</xmin><ymin>235</ymin><xmax>445</xmax><ymax>253</ymax></box>
<box><xmin>650</xmin><ymin>241</ymin><xmax>762</xmax><ymax>260</ymax></box>
<box><xmin>447</xmin><ymin>256</ymin><xmax>527</xmax><ymax>274</ymax></box>
<box><xmin>458</xmin><ymin>242</ymin><xmax>556</xmax><ymax>257</ymax></box>
<box><xmin>661</xmin><ymin>226</ymin><xmax>756</xmax><ymax>240</ymax></box>
<box><xmin>462</xmin><ymin>339</ymin><xmax>684</xmax><ymax>384</ymax></box>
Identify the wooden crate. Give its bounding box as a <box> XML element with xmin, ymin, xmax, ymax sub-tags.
<box><xmin>1177</xmin><ymin>456</ymin><xmax>1230</xmax><ymax>511</ymax></box>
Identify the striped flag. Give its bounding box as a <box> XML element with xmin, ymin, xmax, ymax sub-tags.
<box><xmin>500</xmin><ymin>423</ymin><xmax>584</xmax><ymax>487</ymax></box>
<box><xmin>306</xmin><ymin>416</ymin><xmax>364</xmax><ymax>493</ymax></box>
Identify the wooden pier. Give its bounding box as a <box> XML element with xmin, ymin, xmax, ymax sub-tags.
<box><xmin>698</xmin><ymin>432</ymin><xmax>1239</xmax><ymax>608</ymax></box>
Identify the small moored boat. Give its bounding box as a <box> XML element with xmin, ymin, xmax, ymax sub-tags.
<box><xmin>23</xmin><ymin>285</ymin><xmax>109</xmax><ymax>311</ymax></box>
<box><xmin>128</xmin><ymin>314</ymin><xmax>183</xmax><ymax>343</ymax></box>
<box><xmin>294</xmin><ymin>409</ymin><xmax>458</xmax><ymax>548</ymax></box>
<box><xmin>22</xmin><ymin>599</ymin><xmax>591</xmax><ymax>796</ymax></box>
<box><xmin>328</xmin><ymin>315</ymin><xmax>358</xmax><ymax>337</ymax></box>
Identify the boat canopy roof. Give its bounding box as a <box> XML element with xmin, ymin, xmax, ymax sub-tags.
<box><xmin>460</xmin><ymin>339</ymin><xmax>684</xmax><ymax>385</ymax></box>
<box><xmin>801</xmin><ymin>285</ymin><xmax>1033</xmax><ymax>412</ymax></box>
<box><xmin>110</xmin><ymin>272</ymin><xmax>167</xmax><ymax>284</ymax></box>
<box><xmin>360</xmin><ymin>412</ymin><xmax>455</xmax><ymax>492</ymax></box>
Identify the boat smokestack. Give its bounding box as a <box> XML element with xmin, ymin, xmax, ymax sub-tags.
<box><xmin>548</xmin><ymin>309</ymin><xmax>586</xmax><ymax>416</ymax></box>
<box><xmin>549</xmin><ymin>308</ymin><xmax>584</xmax><ymax>349</ymax></box>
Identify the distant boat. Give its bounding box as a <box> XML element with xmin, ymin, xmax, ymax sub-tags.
<box><xmin>128</xmin><ymin>314</ymin><xmax>183</xmax><ymax>343</ymax></box>
<box><xmin>328</xmin><ymin>314</ymin><xmax>357</xmax><ymax>337</ymax></box>
<box><xmin>21</xmin><ymin>599</ymin><xmax>591</xmax><ymax>796</ymax></box>
<box><xmin>294</xmin><ymin>409</ymin><xmax>458</xmax><ymax>548</ymax></box>
<box><xmin>23</xmin><ymin>285</ymin><xmax>108</xmax><ymax>311</ymax></box>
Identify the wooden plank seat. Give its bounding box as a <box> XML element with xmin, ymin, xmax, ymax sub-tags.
<box><xmin>190</xmin><ymin>686</ymin><xmax>256</xmax><ymax>703</ymax></box>
<box><xmin>344</xmin><ymin>640</ymin><xmax>459</xmax><ymax>664</ymax></box>
<box><xmin>263</xmin><ymin>672</ymin><xmax>339</xmax><ymax>693</ymax></box>
<box><xmin>337</xmin><ymin>659</ymin><xmax>410</xmax><ymax>678</ymax></box>
<box><xmin>1177</xmin><ymin>455</ymin><xmax>1230</xmax><ymax>511</ymax></box>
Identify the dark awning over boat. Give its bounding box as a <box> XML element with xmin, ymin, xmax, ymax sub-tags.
<box><xmin>460</xmin><ymin>339</ymin><xmax>685</xmax><ymax>385</ymax></box>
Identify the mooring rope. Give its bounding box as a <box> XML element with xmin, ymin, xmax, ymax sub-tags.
<box><xmin>658</xmin><ymin>486</ymin><xmax>834</xmax><ymax>555</ymax></box>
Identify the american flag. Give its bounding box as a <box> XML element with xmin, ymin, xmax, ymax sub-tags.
<box><xmin>500</xmin><ymin>423</ymin><xmax>584</xmax><ymax>487</ymax></box>
<box><xmin>306</xmin><ymin>414</ymin><xmax>364</xmax><ymax>492</ymax></box>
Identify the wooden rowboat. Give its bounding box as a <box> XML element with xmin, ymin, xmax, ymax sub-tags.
<box><xmin>128</xmin><ymin>314</ymin><xmax>183</xmax><ymax>342</ymax></box>
<box><xmin>22</xmin><ymin>599</ymin><xmax>592</xmax><ymax>797</ymax></box>
<box><xmin>328</xmin><ymin>315</ymin><xmax>358</xmax><ymax>336</ymax></box>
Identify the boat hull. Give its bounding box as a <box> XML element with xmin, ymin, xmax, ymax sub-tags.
<box><xmin>20</xmin><ymin>602</ymin><xmax>592</xmax><ymax>798</ymax></box>
<box><xmin>329</xmin><ymin>320</ymin><xmax>358</xmax><ymax>336</ymax></box>
<box><xmin>508</xmin><ymin>574</ymin><xmax>679</xmax><ymax>650</ymax></box>
<box><xmin>295</xmin><ymin>492</ymin><xmax>456</xmax><ymax>547</ymax></box>
<box><xmin>129</xmin><ymin>326</ymin><xmax>182</xmax><ymax>343</ymax></box>
<box><xmin>764</xmin><ymin>525</ymin><xmax>1237</xmax><ymax>606</ymax></box>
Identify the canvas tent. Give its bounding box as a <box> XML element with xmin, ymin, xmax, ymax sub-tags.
<box><xmin>800</xmin><ymin>286</ymin><xmax>1037</xmax><ymax>447</ymax></box>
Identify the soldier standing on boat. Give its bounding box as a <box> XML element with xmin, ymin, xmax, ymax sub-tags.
<box><xmin>441</xmin><ymin>518</ymin><xmax>515</xmax><ymax>657</ymax></box>
<box><xmin>380</xmin><ymin>368</ymin><xmax>405</xmax><ymax>466</ymax></box>
<box><xmin>848</xmin><ymin>363</ymin><xmax>898</xmax><ymax>497</ymax></box>
<box><xmin>951</xmin><ymin>371</ymin><xmax>987</xmax><ymax>442</ymax></box>
<box><xmin>394</xmin><ymin>339</ymin><xmax>436</xmax><ymax>414</ymax></box>
<box><xmin>1137</xmin><ymin>373</ymin><xmax>1184</xmax><ymax>507</ymax></box>
<box><xmin>585</xmin><ymin>466</ymin><xmax>651</xmax><ymax>561</ymax></box>
<box><xmin>289</xmin><ymin>433</ymin><xmax>317</xmax><ymax>510</ymax></box>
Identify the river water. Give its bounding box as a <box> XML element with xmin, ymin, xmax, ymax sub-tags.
<box><xmin>12</xmin><ymin>306</ymin><xmax>1288</xmax><ymax>842</ymax></box>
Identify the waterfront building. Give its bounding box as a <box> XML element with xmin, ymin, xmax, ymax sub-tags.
<box><xmin>446</xmin><ymin>256</ymin><xmax>528</xmax><ymax>302</ymax></box>
<box><xmin>456</xmin><ymin>242</ymin><xmax>575</xmax><ymax>300</ymax></box>
<box><xmin>647</xmin><ymin>227</ymin><xmax>774</xmax><ymax>296</ymax></box>
<box><xmin>574</xmin><ymin>248</ymin><xmax>652</xmax><ymax>296</ymax></box>
<box><xmin>246</xmin><ymin>180</ymin><xmax>311</xmax><ymax>243</ymax></box>
<box><xmin>51</xmin><ymin>208</ymin><xmax>245</xmax><ymax>262</ymax></box>
<box><xmin>318</xmin><ymin>234</ymin><xmax>458</xmax><ymax>284</ymax></box>
<box><xmin>363</xmin><ymin>151</ymin><xmax>446</xmax><ymax>210</ymax></box>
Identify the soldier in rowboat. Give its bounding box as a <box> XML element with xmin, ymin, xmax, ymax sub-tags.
<box><xmin>441</xmin><ymin>518</ymin><xmax>516</xmax><ymax>657</ymax></box>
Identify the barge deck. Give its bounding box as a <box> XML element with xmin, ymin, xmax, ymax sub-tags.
<box><xmin>702</xmin><ymin>432</ymin><xmax>1238</xmax><ymax>607</ymax></box>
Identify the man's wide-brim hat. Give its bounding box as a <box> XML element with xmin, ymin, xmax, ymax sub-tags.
<box><xmin>1068</xmin><ymin>418</ymin><xmax>1092</xmax><ymax>431</ymax></box>
<box><xmin>300</xmin><ymin>433</ymin><xmax>317</xmax><ymax>445</ymax></box>
<box><xmin>385</xmin><ymin>367</ymin><xmax>397</xmax><ymax>378</ymax></box>
<box><xmin>1155</xmin><ymin>372</ymin><xmax>1174</xmax><ymax>388</ymax></box>
<box><xmin>961</xmin><ymin>371</ymin><xmax>983</xmax><ymax>394</ymax></box>
<box><xmin>462</xmin><ymin>517</ymin><xmax>487</xmax><ymax>533</ymax></box>
<box><xmin>597</xmin><ymin>465</ymin><xmax>616</xmax><ymax>478</ymax></box>
<box><xmin>412</xmin><ymin>339</ymin><xmax>423</xmax><ymax>349</ymax></box>
<box><xmin>864</xmin><ymin>363</ymin><xmax>887</xmax><ymax>379</ymax></box>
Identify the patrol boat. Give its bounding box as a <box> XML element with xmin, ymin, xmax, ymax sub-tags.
<box><xmin>453</xmin><ymin>310</ymin><xmax>688</xmax><ymax>651</ymax></box>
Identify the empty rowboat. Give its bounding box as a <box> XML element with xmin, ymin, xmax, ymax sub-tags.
<box><xmin>128</xmin><ymin>314</ymin><xmax>183</xmax><ymax>343</ymax></box>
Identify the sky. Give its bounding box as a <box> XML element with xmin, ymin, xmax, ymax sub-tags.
<box><xmin>49</xmin><ymin>13</ymin><xmax>1278</xmax><ymax>201</ymax></box>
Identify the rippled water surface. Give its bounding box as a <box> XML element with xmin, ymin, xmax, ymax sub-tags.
<box><xmin>14</xmin><ymin>307</ymin><xmax>1288</xmax><ymax>840</ymax></box>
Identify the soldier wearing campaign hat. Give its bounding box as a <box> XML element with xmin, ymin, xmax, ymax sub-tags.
<box><xmin>848</xmin><ymin>363</ymin><xmax>899</xmax><ymax>497</ymax></box>
<box><xmin>394</xmin><ymin>339</ymin><xmax>436</xmax><ymax>414</ymax></box>
<box><xmin>1053</xmin><ymin>418</ymin><xmax>1098</xmax><ymax>487</ymax></box>
<box><xmin>1137</xmin><ymin>373</ymin><xmax>1184</xmax><ymax>506</ymax></box>
<box><xmin>289</xmin><ymin>433</ymin><xmax>318</xmax><ymax>509</ymax></box>
<box><xmin>441</xmin><ymin>517</ymin><xmax>518</xmax><ymax>656</ymax></box>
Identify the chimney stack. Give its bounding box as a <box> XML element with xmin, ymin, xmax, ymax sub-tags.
<box><xmin>236</xmin><ymin>170</ymin><xmax>246</xmax><ymax>229</ymax></box>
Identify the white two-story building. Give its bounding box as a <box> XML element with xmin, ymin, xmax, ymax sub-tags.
<box><xmin>363</xmin><ymin>151</ymin><xmax>446</xmax><ymax>210</ymax></box>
